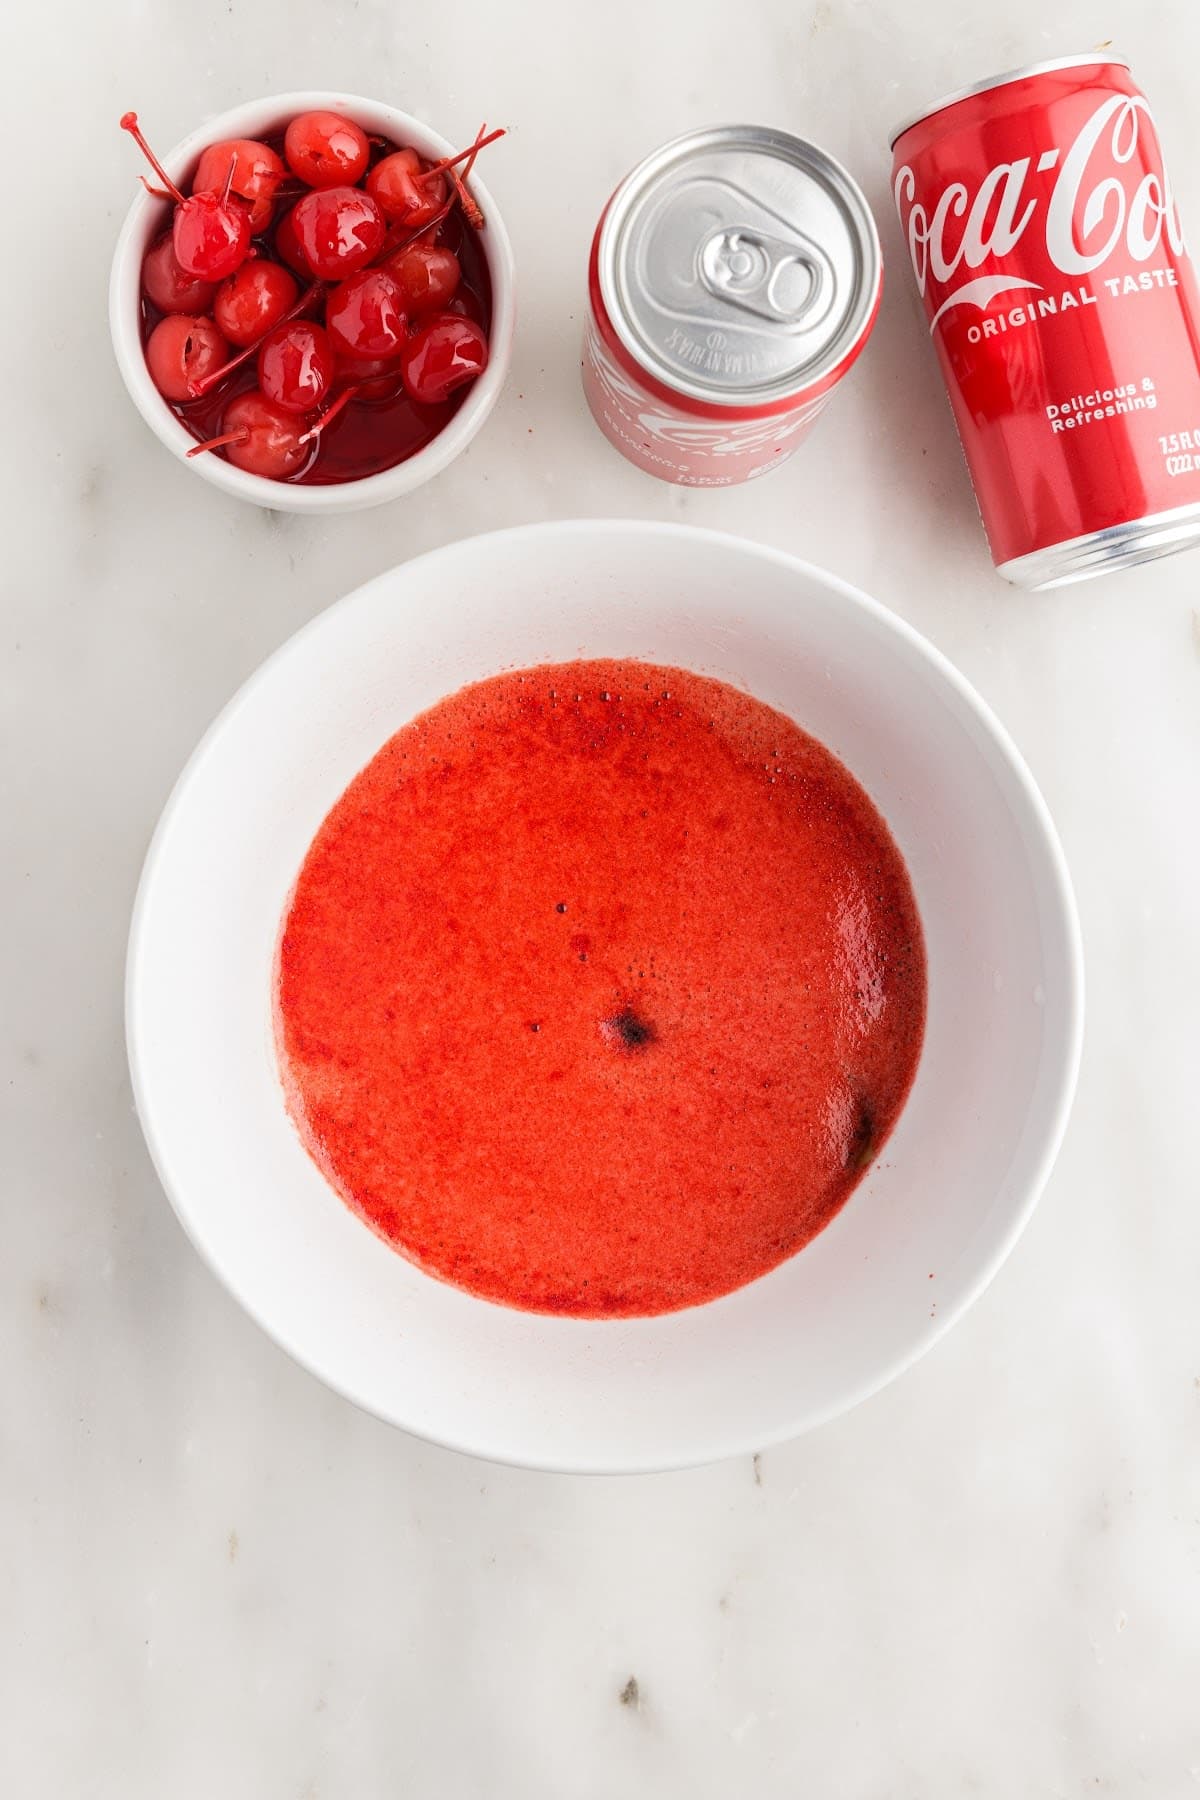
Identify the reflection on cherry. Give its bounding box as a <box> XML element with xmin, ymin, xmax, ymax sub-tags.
<box><xmin>400</xmin><ymin>313</ymin><xmax>488</xmax><ymax>404</ymax></box>
<box><xmin>289</xmin><ymin>185</ymin><xmax>386</xmax><ymax>279</ymax></box>
<box><xmin>326</xmin><ymin>269</ymin><xmax>408</xmax><ymax>359</ymax></box>
<box><xmin>285</xmin><ymin>111</ymin><xmax>370</xmax><ymax>188</ymax></box>
<box><xmin>256</xmin><ymin>320</ymin><xmax>335</xmax><ymax>415</ymax></box>
<box><xmin>214</xmin><ymin>260</ymin><xmax>300</xmax><ymax>346</ymax></box>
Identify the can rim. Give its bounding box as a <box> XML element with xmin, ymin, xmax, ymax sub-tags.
<box><xmin>587</xmin><ymin>225</ymin><xmax>884</xmax><ymax>422</ymax></box>
<box><xmin>888</xmin><ymin>52</ymin><xmax>1131</xmax><ymax>148</ymax></box>
<box><xmin>597</xmin><ymin>123</ymin><xmax>882</xmax><ymax>409</ymax></box>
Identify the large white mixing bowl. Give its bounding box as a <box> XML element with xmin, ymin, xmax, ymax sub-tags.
<box><xmin>127</xmin><ymin>521</ymin><xmax>1083</xmax><ymax>1471</ymax></box>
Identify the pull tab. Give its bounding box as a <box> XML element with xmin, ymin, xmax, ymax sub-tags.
<box><xmin>698</xmin><ymin>227</ymin><xmax>832</xmax><ymax>328</ymax></box>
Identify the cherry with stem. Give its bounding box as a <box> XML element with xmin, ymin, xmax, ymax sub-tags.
<box><xmin>181</xmin><ymin>182</ymin><xmax>467</xmax><ymax>401</ymax></box>
<box><xmin>186</xmin><ymin>392</ymin><xmax>311</xmax><ymax>477</ymax></box>
<box><xmin>122</xmin><ymin>112</ymin><xmax>252</xmax><ymax>280</ymax></box>
<box><xmin>419</xmin><ymin>124</ymin><xmax>500</xmax><ymax>230</ymax></box>
<box><xmin>187</xmin><ymin>281</ymin><xmax>325</xmax><ymax>397</ymax></box>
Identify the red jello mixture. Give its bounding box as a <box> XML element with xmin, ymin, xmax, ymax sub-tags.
<box><xmin>275</xmin><ymin>660</ymin><xmax>927</xmax><ymax>1317</ymax></box>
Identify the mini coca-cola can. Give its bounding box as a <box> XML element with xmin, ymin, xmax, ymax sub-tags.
<box><xmin>891</xmin><ymin>56</ymin><xmax>1200</xmax><ymax>587</ymax></box>
<box><xmin>583</xmin><ymin>125</ymin><xmax>882</xmax><ymax>486</ymax></box>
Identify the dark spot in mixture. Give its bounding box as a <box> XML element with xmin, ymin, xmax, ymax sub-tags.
<box><xmin>848</xmin><ymin>1096</ymin><xmax>876</xmax><ymax>1170</ymax></box>
<box><xmin>752</xmin><ymin>1452</ymin><xmax>762</xmax><ymax>1487</ymax></box>
<box><xmin>601</xmin><ymin>1009</ymin><xmax>656</xmax><ymax>1052</ymax></box>
<box><xmin>619</xmin><ymin>1676</ymin><xmax>641</xmax><ymax>1708</ymax></box>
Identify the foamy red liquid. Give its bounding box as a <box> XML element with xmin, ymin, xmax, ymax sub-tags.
<box><xmin>275</xmin><ymin>660</ymin><xmax>926</xmax><ymax>1317</ymax></box>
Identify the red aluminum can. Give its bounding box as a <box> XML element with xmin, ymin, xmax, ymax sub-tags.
<box><xmin>583</xmin><ymin>126</ymin><xmax>882</xmax><ymax>487</ymax></box>
<box><xmin>891</xmin><ymin>55</ymin><xmax>1200</xmax><ymax>587</ymax></box>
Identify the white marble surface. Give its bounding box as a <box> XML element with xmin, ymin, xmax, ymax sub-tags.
<box><xmin>5</xmin><ymin>0</ymin><xmax>1200</xmax><ymax>1792</ymax></box>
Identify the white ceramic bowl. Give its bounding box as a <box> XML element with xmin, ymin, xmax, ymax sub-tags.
<box><xmin>127</xmin><ymin>522</ymin><xmax>1083</xmax><ymax>1471</ymax></box>
<box><xmin>109</xmin><ymin>91</ymin><xmax>515</xmax><ymax>513</ymax></box>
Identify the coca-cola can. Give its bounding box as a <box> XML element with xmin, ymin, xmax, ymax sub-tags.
<box><xmin>583</xmin><ymin>126</ymin><xmax>882</xmax><ymax>486</ymax></box>
<box><xmin>891</xmin><ymin>56</ymin><xmax>1200</xmax><ymax>587</ymax></box>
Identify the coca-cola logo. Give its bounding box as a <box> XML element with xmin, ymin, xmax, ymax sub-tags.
<box><xmin>894</xmin><ymin>95</ymin><xmax>1187</xmax><ymax>331</ymax></box>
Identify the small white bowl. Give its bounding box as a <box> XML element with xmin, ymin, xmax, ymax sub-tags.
<box><xmin>127</xmin><ymin>521</ymin><xmax>1084</xmax><ymax>1471</ymax></box>
<box><xmin>109</xmin><ymin>91</ymin><xmax>515</xmax><ymax>513</ymax></box>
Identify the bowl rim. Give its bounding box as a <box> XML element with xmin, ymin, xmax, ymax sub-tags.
<box><xmin>108</xmin><ymin>89</ymin><xmax>515</xmax><ymax>513</ymax></box>
<box><xmin>126</xmin><ymin>520</ymin><xmax>1086</xmax><ymax>1471</ymax></box>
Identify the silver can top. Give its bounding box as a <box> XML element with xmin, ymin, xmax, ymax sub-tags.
<box><xmin>597</xmin><ymin>125</ymin><xmax>882</xmax><ymax>409</ymax></box>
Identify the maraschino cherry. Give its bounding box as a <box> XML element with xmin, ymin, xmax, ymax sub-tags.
<box><xmin>214</xmin><ymin>260</ymin><xmax>300</xmax><ymax>346</ymax></box>
<box><xmin>141</xmin><ymin>234</ymin><xmax>216</xmax><ymax>314</ymax></box>
<box><xmin>257</xmin><ymin>320</ymin><xmax>335</xmax><ymax>414</ymax></box>
<box><xmin>182</xmin><ymin>277</ymin><xmax>321</xmax><ymax>399</ymax></box>
<box><xmin>274</xmin><ymin>203</ymin><xmax>314</xmax><ymax>279</ymax></box>
<box><xmin>326</xmin><ymin>269</ymin><xmax>408</xmax><ymax>359</ymax></box>
<box><xmin>386</xmin><ymin>243</ymin><xmax>461</xmax><ymax>315</ymax></box>
<box><xmin>284</xmin><ymin>111</ymin><xmax>370</xmax><ymax>188</ymax></box>
<box><xmin>145</xmin><ymin>314</ymin><xmax>228</xmax><ymax>401</ymax></box>
<box><xmin>193</xmin><ymin>137</ymin><xmax>285</xmax><ymax>231</ymax></box>
<box><xmin>289</xmin><ymin>185</ymin><xmax>386</xmax><ymax>278</ymax></box>
<box><xmin>365</xmin><ymin>127</ymin><xmax>503</xmax><ymax>229</ymax></box>
<box><xmin>359</xmin><ymin>130</ymin><xmax>499</xmax><ymax>275</ymax></box>
<box><xmin>366</xmin><ymin>149</ymin><xmax>447</xmax><ymax>227</ymax></box>
<box><xmin>187</xmin><ymin>391</ymin><xmax>311</xmax><ymax>478</ymax></box>
<box><xmin>334</xmin><ymin>353</ymin><xmax>403</xmax><ymax>400</ymax></box>
<box><xmin>122</xmin><ymin>113</ymin><xmax>252</xmax><ymax>280</ymax></box>
<box><xmin>400</xmin><ymin>313</ymin><xmax>488</xmax><ymax>404</ymax></box>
